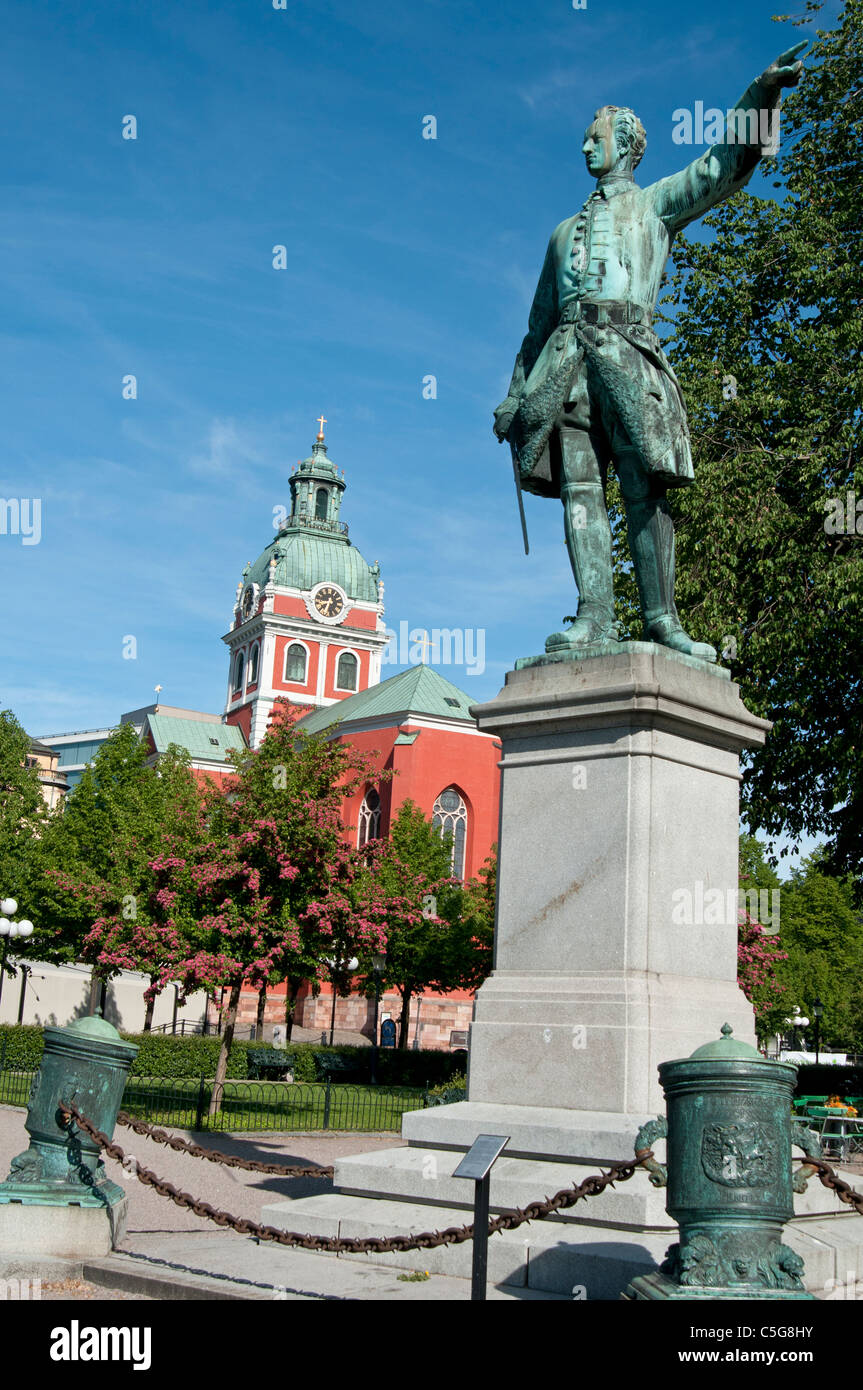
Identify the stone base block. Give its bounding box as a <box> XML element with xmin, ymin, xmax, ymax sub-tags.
<box><xmin>0</xmin><ymin>1195</ymin><xmax>127</xmax><ymax>1258</ymax></box>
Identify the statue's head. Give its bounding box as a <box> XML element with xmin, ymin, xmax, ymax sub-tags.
<box><xmin>583</xmin><ymin>106</ymin><xmax>646</xmax><ymax>177</ymax></box>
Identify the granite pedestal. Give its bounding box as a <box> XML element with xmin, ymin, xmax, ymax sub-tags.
<box><xmin>262</xmin><ymin>648</ymin><xmax>863</xmax><ymax>1296</ymax></box>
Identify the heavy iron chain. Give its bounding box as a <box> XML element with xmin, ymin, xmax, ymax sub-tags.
<box><xmin>59</xmin><ymin>1102</ymin><xmax>647</xmax><ymax>1256</ymax></box>
<box><xmin>793</xmin><ymin>1155</ymin><xmax>863</xmax><ymax>1215</ymax></box>
<box><xmin>114</xmin><ymin>1110</ymin><xmax>335</xmax><ymax>1179</ymax></box>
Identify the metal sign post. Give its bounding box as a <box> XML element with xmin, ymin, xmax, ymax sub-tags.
<box><xmin>453</xmin><ymin>1134</ymin><xmax>510</xmax><ymax>1301</ymax></box>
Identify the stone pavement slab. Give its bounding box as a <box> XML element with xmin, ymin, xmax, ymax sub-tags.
<box><xmin>82</xmin><ymin>1235</ymin><xmax>565</xmax><ymax>1300</ymax></box>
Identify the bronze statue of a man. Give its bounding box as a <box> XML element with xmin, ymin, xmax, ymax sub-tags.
<box><xmin>494</xmin><ymin>45</ymin><xmax>805</xmax><ymax>662</ymax></box>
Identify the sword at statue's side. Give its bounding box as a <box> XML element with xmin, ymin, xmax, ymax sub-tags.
<box><xmin>510</xmin><ymin>442</ymin><xmax>529</xmax><ymax>556</ymax></box>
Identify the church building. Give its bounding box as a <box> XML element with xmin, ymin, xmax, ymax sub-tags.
<box><xmin>39</xmin><ymin>421</ymin><xmax>501</xmax><ymax>1048</ymax></box>
<box><xmin>221</xmin><ymin>421</ymin><xmax>501</xmax><ymax>1045</ymax></box>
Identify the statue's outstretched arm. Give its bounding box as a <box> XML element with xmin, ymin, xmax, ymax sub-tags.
<box><xmin>651</xmin><ymin>42</ymin><xmax>806</xmax><ymax>235</ymax></box>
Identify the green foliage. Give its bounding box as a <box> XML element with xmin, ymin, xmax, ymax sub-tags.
<box><xmin>739</xmin><ymin>833</ymin><xmax>782</xmax><ymax>893</ymax></box>
<box><xmin>426</xmin><ymin>1075</ymin><xmax>468</xmax><ymax>1106</ymax></box>
<box><xmin>0</xmin><ymin>1023</ymin><xmax>466</xmax><ymax>1087</ymax></box>
<box><xmin>775</xmin><ymin>855</ymin><xmax>863</xmax><ymax>1050</ymax></box>
<box><xmin>35</xmin><ymin>726</ymin><xmax>204</xmax><ymax>981</ymax></box>
<box><xmin>356</xmin><ymin>803</ymin><xmax>493</xmax><ymax>1049</ymax></box>
<box><xmin>121</xmin><ymin>1032</ymin><xmax>254</xmax><ymax>1080</ymax></box>
<box><xmin>0</xmin><ymin>711</ymin><xmax>49</xmax><ymax>964</ymax></box>
<box><xmin>643</xmin><ymin>2</ymin><xmax>863</xmax><ymax>880</ymax></box>
<box><xmin>0</xmin><ymin>1024</ymin><xmax>44</xmax><ymax>1070</ymax></box>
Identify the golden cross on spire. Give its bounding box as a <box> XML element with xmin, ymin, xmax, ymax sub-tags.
<box><xmin>416</xmin><ymin>631</ymin><xmax>433</xmax><ymax>664</ymax></box>
<box><xmin>316</xmin><ymin>414</ymin><xmax>327</xmax><ymax>440</ymax></box>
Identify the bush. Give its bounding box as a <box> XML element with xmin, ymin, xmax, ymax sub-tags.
<box><xmin>122</xmin><ymin>1033</ymin><xmax>255</xmax><ymax>1080</ymax></box>
<box><xmin>0</xmin><ymin>1024</ymin><xmax>44</xmax><ymax>1070</ymax></box>
<box><xmin>375</xmin><ymin>1048</ymin><xmax>466</xmax><ymax>1088</ymax></box>
<box><xmin>426</xmin><ymin>1077</ymin><xmax>467</xmax><ymax>1106</ymax></box>
<box><xmin>795</xmin><ymin>1064</ymin><xmax>863</xmax><ymax>1099</ymax></box>
<box><xmin>0</xmin><ymin>1022</ymin><xmax>469</xmax><ymax>1088</ymax></box>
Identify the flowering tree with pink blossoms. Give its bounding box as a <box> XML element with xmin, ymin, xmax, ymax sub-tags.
<box><xmin>146</xmin><ymin>699</ymin><xmax>385</xmax><ymax>1110</ymax></box>
<box><xmin>737</xmin><ymin>913</ymin><xmax>789</xmax><ymax>1045</ymax></box>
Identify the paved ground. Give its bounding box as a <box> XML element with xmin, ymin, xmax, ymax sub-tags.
<box><xmin>0</xmin><ymin>1105</ymin><xmax>552</xmax><ymax>1301</ymax></box>
<box><xmin>2</xmin><ymin>1105</ymin><xmax>860</xmax><ymax>1301</ymax></box>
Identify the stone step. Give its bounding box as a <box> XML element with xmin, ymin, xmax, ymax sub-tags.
<box><xmin>260</xmin><ymin>1188</ymin><xmax>863</xmax><ymax>1298</ymax></box>
<box><xmin>333</xmin><ymin>1146</ymin><xmax>675</xmax><ymax>1231</ymax></box>
<box><xmin>258</xmin><ymin>1192</ymin><xmax>672</xmax><ymax>1297</ymax></box>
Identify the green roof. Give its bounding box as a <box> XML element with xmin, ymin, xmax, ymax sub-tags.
<box><xmin>246</xmin><ymin>532</ymin><xmax>379</xmax><ymax>602</ymax></box>
<box><xmin>145</xmin><ymin>715</ymin><xmax>246</xmax><ymax>761</ymax></box>
<box><xmin>296</xmin><ymin>666</ymin><xmax>477</xmax><ymax>735</ymax></box>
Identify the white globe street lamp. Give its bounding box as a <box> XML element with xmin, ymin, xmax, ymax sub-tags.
<box><xmin>0</xmin><ymin>897</ymin><xmax>37</xmax><ymax>1022</ymax></box>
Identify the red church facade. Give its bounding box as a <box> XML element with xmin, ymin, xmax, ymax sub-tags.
<box><xmin>213</xmin><ymin>425</ymin><xmax>501</xmax><ymax>1048</ymax></box>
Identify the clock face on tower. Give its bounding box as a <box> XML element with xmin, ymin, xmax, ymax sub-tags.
<box><xmin>305</xmin><ymin>581</ymin><xmax>349</xmax><ymax>625</ymax></box>
<box><xmin>314</xmin><ymin>585</ymin><xmax>344</xmax><ymax>619</ymax></box>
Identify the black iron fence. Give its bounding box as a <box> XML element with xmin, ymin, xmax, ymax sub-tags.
<box><xmin>0</xmin><ymin>1064</ymin><xmax>429</xmax><ymax>1134</ymax></box>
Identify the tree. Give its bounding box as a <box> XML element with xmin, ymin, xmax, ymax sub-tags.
<box><xmin>0</xmin><ymin>710</ymin><xmax>49</xmax><ymax>1005</ymax></box>
<box><xmin>38</xmin><ymin>725</ymin><xmax>205</xmax><ymax>1021</ymax></box>
<box><xmin>435</xmin><ymin>846</ymin><xmax>496</xmax><ymax>994</ymax></box>
<box><xmin>357</xmin><ymin>801</ymin><xmax>466</xmax><ymax>1048</ymax></box>
<box><xmin>149</xmin><ymin>699</ymin><xmax>381</xmax><ymax>1109</ymax></box>
<box><xmin>605</xmin><ymin>3</ymin><xmax>863</xmax><ymax>882</ymax></box>
<box><xmin>737</xmin><ymin>915</ymin><xmax>790</xmax><ymax>1045</ymax></box>
<box><xmin>775</xmin><ymin>854</ymin><xmax>863</xmax><ymax>1050</ymax></box>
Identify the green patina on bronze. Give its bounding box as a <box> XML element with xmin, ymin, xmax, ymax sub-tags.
<box><xmin>0</xmin><ymin>1014</ymin><xmax>137</xmax><ymax>1209</ymax></box>
<box><xmin>626</xmin><ymin>1025</ymin><xmax>815</xmax><ymax>1301</ymax></box>
<box><xmin>494</xmin><ymin>45</ymin><xmax>806</xmax><ymax>666</ymax></box>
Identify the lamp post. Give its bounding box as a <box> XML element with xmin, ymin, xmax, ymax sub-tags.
<box><xmin>369</xmin><ymin>953</ymin><xmax>386</xmax><ymax>1085</ymax></box>
<box><xmin>0</xmin><ymin>899</ymin><xmax>35</xmax><ymax>1021</ymax></box>
<box><xmin>783</xmin><ymin>1006</ymin><xmax>808</xmax><ymax>1057</ymax></box>
<box><xmin>813</xmin><ymin>997</ymin><xmax>824</xmax><ymax>1065</ymax></box>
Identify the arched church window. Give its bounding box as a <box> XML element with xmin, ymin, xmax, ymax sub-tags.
<box><xmin>357</xmin><ymin>787</ymin><xmax>381</xmax><ymax>848</ymax></box>
<box><xmin>285</xmin><ymin>643</ymin><xmax>307</xmax><ymax>683</ymax></box>
<box><xmin>432</xmin><ymin>787</ymin><xmax>468</xmax><ymax>880</ymax></box>
<box><xmin>336</xmin><ymin>651</ymin><xmax>358</xmax><ymax>691</ymax></box>
<box><xmin>233</xmin><ymin>651</ymin><xmax>245</xmax><ymax>693</ymax></box>
<box><xmin>315</xmin><ymin>488</ymin><xmax>328</xmax><ymax>521</ymax></box>
<box><xmin>248</xmin><ymin>643</ymin><xmax>260</xmax><ymax>686</ymax></box>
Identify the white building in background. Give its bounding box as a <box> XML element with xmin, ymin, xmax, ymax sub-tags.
<box><xmin>0</xmin><ymin>958</ymin><xmax>208</xmax><ymax>1034</ymax></box>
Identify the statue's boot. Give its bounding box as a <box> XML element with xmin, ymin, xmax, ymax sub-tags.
<box><xmin>546</xmin><ymin>482</ymin><xmax>620</xmax><ymax>652</ymax></box>
<box><xmin>626</xmin><ymin>495</ymin><xmax>717</xmax><ymax>663</ymax></box>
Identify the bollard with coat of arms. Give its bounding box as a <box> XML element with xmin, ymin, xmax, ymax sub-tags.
<box><xmin>624</xmin><ymin>1024</ymin><xmax>815</xmax><ymax>1300</ymax></box>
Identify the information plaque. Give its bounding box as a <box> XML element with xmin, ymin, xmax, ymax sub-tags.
<box><xmin>453</xmin><ymin>1134</ymin><xmax>510</xmax><ymax>1182</ymax></box>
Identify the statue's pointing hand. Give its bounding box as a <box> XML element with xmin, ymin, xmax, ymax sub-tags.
<box><xmin>762</xmin><ymin>41</ymin><xmax>807</xmax><ymax>93</ymax></box>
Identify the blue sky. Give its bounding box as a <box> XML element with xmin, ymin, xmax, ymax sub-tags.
<box><xmin>0</xmin><ymin>0</ymin><xmax>830</xmax><ymax>859</ymax></box>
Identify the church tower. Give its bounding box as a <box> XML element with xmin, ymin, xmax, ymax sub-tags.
<box><xmin>223</xmin><ymin>420</ymin><xmax>388</xmax><ymax>748</ymax></box>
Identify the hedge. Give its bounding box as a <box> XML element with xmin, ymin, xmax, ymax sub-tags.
<box><xmin>795</xmin><ymin>1064</ymin><xmax>863</xmax><ymax>1099</ymax></box>
<box><xmin>0</xmin><ymin>1024</ymin><xmax>468</xmax><ymax>1087</ymax></box>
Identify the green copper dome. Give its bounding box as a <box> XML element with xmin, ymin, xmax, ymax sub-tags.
<box><xmin>687</xmin><ymin>1023</ymin><xmax>764</xmax><ymax>1062</ymax></box>
<box><xmin>243</xmin><ymin>432</ymin><xmax>381</xmax><ymax>603</ymax></box>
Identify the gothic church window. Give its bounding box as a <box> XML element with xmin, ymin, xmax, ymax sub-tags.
<box><xmin>358</xmin><ymin>786</ymin><xmax>381</xmax><ymax>848</ymax></box>
<box><xmin>433</xmin><ymin>787</ymin><xmax>467</xmax><ymax>879</ymax></box>
<box><xmin>285</xmin><ymin>643</ymin><xmax>307</xmax><ymax>683</ymax></box>
<box><xmin>315</xmin><ymin>488</ymin><xmax>328</xmax><ymax>521</ymax></box>
<box><xmin>336</xmin><ymin>651</ymin><xmax>358</xmax><ymax>691</ymax></box>
<box><xmin>248</xmin><ymin>643</ymin><xmax>260</xmax><ymax>685</ymax></box>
